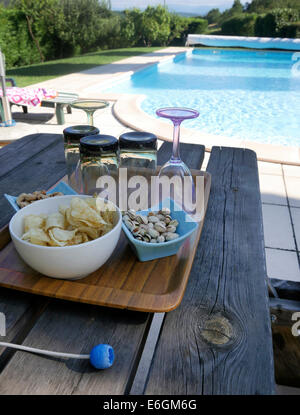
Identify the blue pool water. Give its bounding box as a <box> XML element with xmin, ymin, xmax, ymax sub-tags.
<box><xmin>104</xmin><ymin>49</ymin><xmax>300</xmax><ymax>147</ymax></box>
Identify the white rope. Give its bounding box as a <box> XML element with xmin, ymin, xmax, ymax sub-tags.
<box><xmin>0</xmin><ymin>342</ymin><xmax>90</xmax><ymax>360</ymax></box>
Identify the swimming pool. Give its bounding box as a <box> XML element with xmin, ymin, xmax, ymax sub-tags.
<box><xmin>104</xmin><ymin>49</ymin><xmax>300</xmax><ymax>147</ymax></box>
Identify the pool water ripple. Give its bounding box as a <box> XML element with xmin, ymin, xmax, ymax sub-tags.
<box><xmin>104</xmin><ymin>49</ymin><xmax>300</xmax><ymax>147</ymax></box>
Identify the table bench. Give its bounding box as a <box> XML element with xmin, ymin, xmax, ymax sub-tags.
<box><xmin>0</xmin><ymin>133</ymin><xmax>275</xmax><ymax>395</ymax></box>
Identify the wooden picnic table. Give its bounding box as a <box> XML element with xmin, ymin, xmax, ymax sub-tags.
<box><xmin>0</xmin><ymin>133</ymin><xmax>275</xmax><ymax>395</ymax></box>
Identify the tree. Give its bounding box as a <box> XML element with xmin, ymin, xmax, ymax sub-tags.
<box><xmin>231</xmin><ymin>0</ymin><xmax>243</xmax><ymax>15</ymax></box>
<box><xmin>57</xmin><ymin>0</ymin><xmax>113</xmax><ymax>56</ymax></box>
<box><xmin>219</xmin><ymin>0</ymin><xmax>244</xmax><ymax>24</ymax></box>
<box><xmin>119</xmin><ymin>8</ymin><xmax>143</xmax><ymax>47</ymax></box>
<box><xmin>205</xmin><ymin>8</ymin><xmax>221</xmax><ymax>24</ymax></box>
<box><xmin>141</xmin><ymin>5</ymin><xmax>171</xmax><ymax>46</ymax></box>
<box><xmin>0</xmin><ymin>6</ymin><xmax>41</xmax><ymax>67</ymax></box>
<box><xmin>168</xmin><ymin>13</ymin><xmax>188</xmax><ymax>45</ymax></box>
<box><xmin>246</xmin><ymin>0</ymin><xmax>300</xmax><ymax>13</ymax></box>
<box><xmin>14</xmin><ymin>0</ymin><xmax>62</xmax><ymax>62</ymax></box>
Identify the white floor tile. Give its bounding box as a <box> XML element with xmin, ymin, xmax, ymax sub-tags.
<box><xmin>262</xmin><ymin>205</ymin><xmax>295</xmax><ymax>250</ymax></box>
<box><xmin>258</xmin><ymin>161</ymin><xmax>282</xmax><ymax>175</ymax></box>
<box><xmin>291</xmin><ymin>208</ymin><xmax>300</xmax><ymax>250</ymax></box>
<box><xmin>282</xmin><ymin>164</ymin><xmax>300</xmax><ymax>178</ymax></box>
<box><xmin>265</xmin><ymin>248</ymin><xmax>300</xmax><ymax>282</ymax></box>
<box><xmin>284</xmin><ymin>176</ymin><xmax>300</xmax><ymax>208</ymax></box>
<box><xmin>259</xmin><ymin>174</ymin><xmax>287</xmax><ymax>205</ymax></box>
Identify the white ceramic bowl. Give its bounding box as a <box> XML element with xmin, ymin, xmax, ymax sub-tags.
<box><xmin>9</xmin><ymin>195</ymin><xmax>122</xmax><ymax>280</ymax></box>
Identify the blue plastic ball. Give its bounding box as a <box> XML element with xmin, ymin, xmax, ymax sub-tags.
<box><xmin>89</xmin><ymin>344</ymin><xmax>114</xmax><ymax>369</ymax></box>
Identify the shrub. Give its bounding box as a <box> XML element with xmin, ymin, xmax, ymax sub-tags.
<box><xmin>187</xmin><ymin>18</ymin><xmax>208</xmax><ymax>34</ymax></box>
<box><xmin>255</xmin><ymin>13</ymin><xmax>275</xmax><ymax>37</ymax></box>
<box><xmin>221</xmin><ymin>14</ymin><xmax>258</xmax><ymax>36</ymax></box>
<box><xmin>118</xmin><ymin>5</ymin><xmax>186</xmax><ymax>47</ymax></box>
<box><xmin>118</xmin><ymin>9</ymin><xmax>141</xmax><ymax>47</ymax></box>
<box><xmin>98</xmin><ymin>15</ymin><xmax>122</xmax><ymax>49</ymax></box>
<box><xmin>279</xmin><ymin>22</ymin><xmax>300</xmax><ymax>38</ymax></box>
<box><xmin>255</xmin><ymin>8</ymin><xmax>299</xmax><ymax>37</ymax></box>
<box><xmin>0</xmin><ymin>7</ymin><xmax>40</xmax><ymax>68</ymax></box>
<box><xmin>167</xmin><ymin>14</ymin><xmax>189</xmax><ymax>45</ymax></box>
<box><xmin>246</xmin><ymin>0</ymin><xmax>300</xmax><ymax>14</ymax></box>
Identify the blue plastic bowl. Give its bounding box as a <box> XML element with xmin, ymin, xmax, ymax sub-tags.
<box><xmin>4</xmin><ymin>182</ymin><xmax>78</xmax><ymax>212</ymax></box>
<box><xmin>122</xmin><ymin>198</ymin><xmax>198</xmax><ymax>262</ymax></box>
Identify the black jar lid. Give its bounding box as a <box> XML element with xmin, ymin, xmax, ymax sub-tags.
<box><xmin>119</xmin><ymin>131</ymin><xmax>157</xmax><ymax>150</ymax></box>
<box><xmin>63</xmin><ymin>125</ymin><xmax>99</xmax><ymax>141</ymax></box>
<box><xmin>80</xmin><ymin>135</ymin><xmax>118</xmax><ymax>154</ymax></box>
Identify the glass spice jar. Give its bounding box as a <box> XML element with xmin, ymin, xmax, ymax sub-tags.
<box><xmin>79</xmin><ymin>134</ymin><xmax>119</xmax><ymax>195</ymax></box>
<box><xmin>63</xmin><ymin>125</ymin><xmax>99</xmax><ymax>191</ymax></box>
<box><xmin>119</xmin><ymin>131</ymin><xmax>157</xmax><ymax>171</ymax></box>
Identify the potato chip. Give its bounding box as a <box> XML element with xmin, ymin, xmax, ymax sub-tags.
<box><xmin>76</xmin><ymin>225</ymin><xmax>101</xmax><ymax>240</ymax></box>
<box><xmin>45</xmin><ymin>212</ymin><xmax>65</xmax><ymax>231</ymax></box>
<box><xmin>21</xmin><ymin>197</ymin><xmax>117</xmax><ymax>247</ymax></box>
<box><xmin>101</xmin><ymin>210</ymin><xmax>115</xmax><ymax>226</ymax></box>
<box><xmin>70</xmin><ymin>198</ymin><xmax>107</xmax><ymax>228</ymax></box>
<box><xmin>24</xmin><ymin>214</ymin><xmax>46</xmax><ymax>232</ymax></box>
<box><xmin>48</xmin><ymin>227</ymin><xmax>77</xmax><ymax>247</ymax></box>
<box><xmin>65</xmin><ymin>208</ymin><xmax>78</xmax><ymax>228</ymax></box>
<box><xmin>95</xmin><ymin>198</ymin><xmax>116</xmax><ymax>213</ymax></box>
<box><xmin>72</xmin><ymin>231</ymin><xmax>90</xmax><ymax>245</ymax></box>
<box><xmin>22</xmin><ymin>228</ymin><xmax>50</xmax><ymax>246</ymax></box>
<box><xmin>84</xmin><ymin>198</ymin><xmax>98</xmax><ymax>211</ymax></box>
<box><xmin>59</xmin><ymin>204</ymin><xmax>68</xmax><ymax>216</ymax></box>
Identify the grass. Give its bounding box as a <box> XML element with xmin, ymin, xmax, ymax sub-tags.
<box><xmin>205</xmin><ymin>24</ymin><xmax>222</xmax><ymax>35</ymax></box>
<box><xmin>6</xmin><ymin>47</ymin><xmax>162</xmax><ymax>87</ymax></box>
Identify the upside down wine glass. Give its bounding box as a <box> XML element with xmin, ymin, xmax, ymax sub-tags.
<box><xmin>156</xmin><ymin>107</ymin><xmax>199</xmax><ymax>214</ymax></box>
<box><xmin>71</xmin><ymin>100</ymin><xmax>109</xmax><ymax>126</ymax></box>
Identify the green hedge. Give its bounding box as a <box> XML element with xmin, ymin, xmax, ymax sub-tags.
<box><xmin>0</xmin><ymin>8</ymin><xmax>40</xmax><ymax>68</ymax></box>
<box><xmin>279</xmin><ymin>22</ymin><xmax>300</xmax><ymax>38</ymax></box>
<box><xmin>221</xmin><ymin>14</ymin><xmax>258</xmax><ymax>36</ymax></box>
<box><xmin>186</xmin><ymin>18</ymin><xmax>208</xmax><ymax>34</ymax></box>
<box><xmin>255</xmin><ymin>8</ymin><xmax>299</xmax><ymax>37</ymax></box>
<box><xmin>221</xmin><ymin>8</ymin><xmax>300</xmax><ymax>38</ymax></box>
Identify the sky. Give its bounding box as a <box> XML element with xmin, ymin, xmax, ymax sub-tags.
<box><xmin>110</xmin><ymin>0</ymin><xmax>250</xmax><ymax>14</ymax></box>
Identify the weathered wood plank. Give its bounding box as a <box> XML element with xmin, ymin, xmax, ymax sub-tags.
<box><xmin>0</xmin><ymin>133</ymin><xmax>63</xmax><ymax>177</ymax></box>
<box><xmin>158</xmin><ymin>142</ymin><xmax>205</xmax><ymax>169</ymax></box>
<box><xmin>144</xmin><ymin>147</ymin><xmax>275</xmax><ymax>395</ymax></box>
<box><xmin>0</xmin><ymin>134</ymin><xmax>66</xmax><ymax>229</ymax></box>
<box><xmin>0</xmin><ymin>137</ymin><xmax>204</xmax><ymax>394</ymax></box>
<box><xmin>0</xmin><ymin>287</ymin><xmax>47</xmax><ymax>370</ymax></box>
<box><xmin>0</xmin><ymin>135</ymin><xmax>64</xmax><ymax>372</ymax></box>
<box><xmin>0</xmin><ymin>299</ymin><xmax>150</xmax><ymax>395</ymax></box>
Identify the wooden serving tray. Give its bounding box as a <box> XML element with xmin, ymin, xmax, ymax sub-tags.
<box><xmin>0</xmin><ymin>170</ymin><xmax>211</xmax><ymax>313</ymax></box>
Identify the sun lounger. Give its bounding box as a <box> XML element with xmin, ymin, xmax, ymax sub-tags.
<box><xmin>1</xmin><ymin>78</ymin><xmax>78</xmax><ymax>125</ymax></box>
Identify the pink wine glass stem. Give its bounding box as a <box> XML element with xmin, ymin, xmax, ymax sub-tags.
<box><xmin>171</xmin><ymin>120</ymin><xmax>181</xmax><ymax>162</ymax></box>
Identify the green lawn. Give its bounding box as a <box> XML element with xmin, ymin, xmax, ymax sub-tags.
<box><xmin>6</xmin><ymin>47</ymin><xmax>162</xmax><ymax>87</ymax></box>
